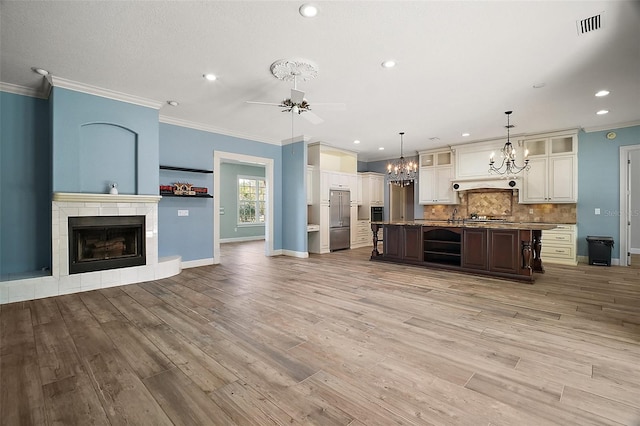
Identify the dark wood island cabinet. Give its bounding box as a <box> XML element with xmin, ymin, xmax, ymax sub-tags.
<box><xmin>372</xmin><ymin>221</ymin><xmax>554</xmax><ymax>282</ymax></box>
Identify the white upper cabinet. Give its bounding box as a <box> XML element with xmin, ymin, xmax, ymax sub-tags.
<box><xmin>359</xmin><ymin>172</ymin><xmax>385</xmax><ymax>207</ymax></box>
<box><xmin>418</xmin><ymin>149</ymin><xmax>456</xmax><ymax>205</ymax></box>
<box><xmin>520</xmin><ymin>133</ymin><xmax>577</xmax><ymax>203</ymax></box>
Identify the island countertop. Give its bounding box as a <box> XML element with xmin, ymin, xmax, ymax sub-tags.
<box><xmin>369</xmin><ymin>221</ymin><xmax>553</xmax><ymax>282</ymax></box>
<box><xmin>371</xmin><ymin>220</ymin><xmax>558</xmax><ymax>231</ymax></box>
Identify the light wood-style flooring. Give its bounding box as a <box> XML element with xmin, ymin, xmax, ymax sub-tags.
<box><xmin>2</xmin><ymin>241</ymin><xmax>640</xmax><ymax>425</ymax></box>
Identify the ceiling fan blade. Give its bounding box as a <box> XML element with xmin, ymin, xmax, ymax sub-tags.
<box><xmin>301</xmin><ymin>110</ymin><xmax>324</xmax><ymax>125</ymax></box>
<box><xmin>310</xmin><ymin>102</ymin><xmax>347</xmax><ymax>111</ymax></box>
<box><xmin>246</xmin><ymin>101</ymin><xmax>285</xmax><ymax>107</ymax></box>
<box><xmin>290</xmin><ymin>88</ymin><xmax>305</xmax><ymax>105</ymax></box>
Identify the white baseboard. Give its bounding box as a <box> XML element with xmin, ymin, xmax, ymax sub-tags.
<box><xmin>220</xmin><ymin>236</ymin><xmax>265</xmax><ymax>243</ymax></box>
<box><xmin>630</xmin><ymin>248</ymin><xmax>640</xmax><ymax>254</ymax></box>
<box><xmin>181</xmin><ymin>258</ymin><xmax>214</xmax><ymax>269</ymax></box>
<box><xmin>282</xmin><ymin>250</ymin><xmax>309</xmax><ymax>258</ymax></box>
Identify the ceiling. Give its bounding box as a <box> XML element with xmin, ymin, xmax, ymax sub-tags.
<box><xmin>1</xmin><ymin>1</ymin><xmax>639</xmax><ymax>162</ymax></box>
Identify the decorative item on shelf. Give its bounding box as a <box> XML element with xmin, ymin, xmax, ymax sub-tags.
<box><xmin>489</xmin><ymin>111</ymin><xmax>530</xmax><ymax>177</ymax></box>
<box><xmin>159</xmin><ymin>185</ymin><xmax>174</xmax><ymax>195</ymax></box>
<box><xmin>109</xmin><ymin>182</ymin><xmax>118</xmax><ymax>195</ymax></box>
<box><xmin>192</xmin><ymin>186</ymin><xmax>208</xmax><ymax>194</ymax></box>
<box><xmin>173</xmin><ymin>182</ymin><xmax>195</xmax><ymax>196</ymax></box>
<box><xmin>387</xmin><ymin>132</ymin><xmax>417</xmax><ymax>187</ymax></box>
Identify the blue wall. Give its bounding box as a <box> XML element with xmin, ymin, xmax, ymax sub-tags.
<box><xmin>219</xmin><ymin>163</ymin><xmax>265</xmax><ymax>240</ymax></box>
<box><xmin>51</xmin><ymin>88</ymin><xmax>159</xmax><ymax>194</ymax></box>
<box><xmin>158</xmin><ymin>123</ymin><xmax>283</xmax><ymax>262</ymax></box>
<box><xmin>577</xmin><ymin>126</ymin><xmax>640</xmax><ymax>258</ymax></box>
<box><xmin>0</xmin><ymin>92</ymin><xmax>51</xmax><ymax>276</ymax></box>
<box><xmin>281</xmin><ymin>141</ymin><xmax>308</xmax><ymax>254</ymax></box>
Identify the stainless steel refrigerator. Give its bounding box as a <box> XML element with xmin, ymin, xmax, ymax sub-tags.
<box><xmin>329</xmin><ymin>189</ymin><xmax>351</xmax><ymax>251</ymax></box>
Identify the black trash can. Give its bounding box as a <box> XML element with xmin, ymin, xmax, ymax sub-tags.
<box><xmin>586</xmin><ymin>236</ymin><xmax>614</xmax><ymax>266</ymax></box>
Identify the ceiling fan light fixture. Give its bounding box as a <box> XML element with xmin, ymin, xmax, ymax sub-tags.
<box><xmin>299</xmin><ymin>4</ymin><xmax>318</xmax><ymax>18</ymax></box>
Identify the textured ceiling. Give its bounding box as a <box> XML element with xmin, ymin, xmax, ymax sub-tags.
<box><xmin>1</xmin><ymin>1</ymin><xmax>639</xmax><ymax>161</ymax></box>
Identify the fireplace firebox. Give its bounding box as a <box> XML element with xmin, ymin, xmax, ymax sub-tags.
<box><xmin>68</xmin><ymin>216</ymin><xmax>145</xmax><ymax>274</ymax></box>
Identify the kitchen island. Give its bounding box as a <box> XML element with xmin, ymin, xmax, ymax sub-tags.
<box><xmin>370</xmin><ymin>221</ymin><xmax>557</xmax><ymax>282</ymax></box>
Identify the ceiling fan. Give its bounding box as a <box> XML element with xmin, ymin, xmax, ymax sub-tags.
<box><xmin>246</xmin><ymin>59</ymin><xmax>345</xmax><ymax>125</ymax></box>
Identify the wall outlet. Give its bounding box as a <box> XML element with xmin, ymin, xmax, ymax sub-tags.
<box><xmin>529</xmin><ymin>209</ymin><xmax>534</xmax><ymax>214</ymax></box>
<box><xmin>178</xmin><ymin>209</ymin><xmax>189</xmax><ymax>217</ymax></box>
<box><xmin>431</xmin><ymin>208</ymin><xmax>435</xmax><ymax>213</ymax></box>
<box><xmin>219</xmin><ymin>207</ymin><xmax>225</xmax><ymax>215</ymax></box>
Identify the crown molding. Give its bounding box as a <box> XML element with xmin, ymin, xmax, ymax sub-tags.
<box><xmin>0</xmin><ymin>81</ymin><xmax>49</xmax><ymax>99</ymax></box>
<box><xmin>47</xmin><ymin>76</ymin><xmax>163</xmax><ymax>110</ymax></box>
<box><xmin>582</xmin><ymin>120</ymin><xmax>640</xmax><ymax>133</ymax></box>
<box><xmin>158</xmin><ymin>115</ymin><xmax>281</xmax><ymax>146</ymax></box>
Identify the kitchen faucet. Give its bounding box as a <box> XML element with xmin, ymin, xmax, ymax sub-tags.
<box><xmin>448</xmin><ymin>208</ymin><xmax>458</xmax><ymax>223</ymax></box>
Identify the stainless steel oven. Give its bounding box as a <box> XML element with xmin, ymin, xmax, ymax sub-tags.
<box><xmin>371</xmin><ymin>206</ymin><xmax>384</xmax><ymax>222</ymax></box>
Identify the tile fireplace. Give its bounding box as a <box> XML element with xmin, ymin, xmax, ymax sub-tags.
<box><xmin>0</xmin><ymin>193</ymin><xmax>181</xmax><ymax>304</ymax></box>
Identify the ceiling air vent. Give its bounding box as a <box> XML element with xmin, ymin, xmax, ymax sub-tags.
<box><xmin>577</xmin><ymin>13</ymin><xmax>603</xmax><ymax>35</ymax></box>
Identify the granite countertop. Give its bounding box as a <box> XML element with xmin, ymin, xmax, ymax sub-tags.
<box><xmin>372</xmin><ymin>220</ymin><xmax>558</xmax><ymax>230</ymax></box>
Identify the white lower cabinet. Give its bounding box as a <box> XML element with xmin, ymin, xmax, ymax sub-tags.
<box><xmin>541</xmin><ymin>224</ymin><xmax>577</xmax><ymax>265</ymax></box>
<box><xmin>319</xmin><ymin>204</ymin><xmax>330</xmax><ymax>253</ymax></box>
<box><xmin>352</xmin><ymin>220</ymin><xmax>371</xmax><ymax>248</ymax></box>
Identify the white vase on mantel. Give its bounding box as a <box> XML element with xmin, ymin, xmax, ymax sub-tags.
<box><xmin>109</xmin><ymin>183</ymin><xmax>118</xmax><ymax>195</ymax></box>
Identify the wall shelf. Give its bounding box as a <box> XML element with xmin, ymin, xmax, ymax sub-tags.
<box><xmin>161</xmin><ymin>193</ymin><xmax>213</xmax><ymax>198</ymax></box>
<box><xmin>160</xmin><ymin>165</ymin><xmax>213</xmax><ymax>174</ymax></box>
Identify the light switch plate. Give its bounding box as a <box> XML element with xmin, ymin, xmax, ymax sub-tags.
<box><xmin>178</xmin><ymin>209</ymin><xmax>189</xmax><ymax>216</ymax></box>
<box><xmin>595</xmin><ymin>208</ymin><xmax>600</xmax><ymax>215</ymax></box>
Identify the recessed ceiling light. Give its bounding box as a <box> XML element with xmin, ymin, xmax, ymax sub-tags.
<box><xmin>379</xmin><ymin>147</ymin><xmax>385</xmax><ymax>151</ymax></box>
<box><xmin>596</xmin><ymin>109</ymin><xmax>609</xmax><ymax>115</ymax></box>
<box><xmin>299</xmin><ymin>4</ymin><xmax>318</xmax><ymax>18</ymax></box>
<box><xmin>167</xmin><ymin>101</ymin><xmax>179</xmax><ymax>107</ymax></box>
<box><xmin>595</xmin><ymin>90</ymin><xmax>610</xmax><ymax>97</ymax></box>
<box><xmin>381</xmin><ymin>60</ymin><xmax>396</xmax><ymax>68</ymax></box>
<box><xmin>203</xmin><ymin>73</ymin><xmax>217</xmax><ymax>81</ymax></box>
<box><xmin>353</xmin><ymin>140</ymin><xmax>361</xmax><ymax>144</ymax></box>
<box><xmin>462</xmin><ymin>133</ymin><xmax>470</xmax><ymax>137</ymax></box>
<box><xmin>31</xmin><ymin>67</ymin><xmax>49</xmax><ymax>76</ymax></box>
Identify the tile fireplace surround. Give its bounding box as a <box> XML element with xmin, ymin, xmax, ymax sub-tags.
<box><xmin>0</xmin><ymin>193</ymin><xmax>181</xmax><ymax>304</ymax></box>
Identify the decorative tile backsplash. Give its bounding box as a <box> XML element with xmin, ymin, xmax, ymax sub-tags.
<box><xmin>422</xmin><ymin>189</ymin><xmax>576</xmax><ymax>223</ymax></box>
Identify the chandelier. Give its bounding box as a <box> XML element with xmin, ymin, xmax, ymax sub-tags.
<box><xmin>387</xmin><ymin>132</ymin><xmax>417</xmax><ymax>187</ymax></box>
<box><xmin>489</xmin><ymin>111</ymin><xmax>530</xmax><ymax>176</ymax></box>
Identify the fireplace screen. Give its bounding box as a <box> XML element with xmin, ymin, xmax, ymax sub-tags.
<box><xmin>69</xmin><ymin>216</ymin><xmax>145</xmax><ymax>274</ymax></box>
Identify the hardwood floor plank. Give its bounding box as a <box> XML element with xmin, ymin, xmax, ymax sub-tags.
<box><xmin>142</xmin><ymin>367</ymin><xmax>235</xmax><ymax>425</ymax></box>
<box><xmin>41</xmin><ymin>366</ymin><xmax>110</xmax><ymax>426</ymax></box>
<box><xmin>561</xmin><ymin>386</ymin><xmax>640</xmax><ymax>425</ymax></box>
<box><xmin>99</xmin><ymin>320</ymin><xmax>174</xmax><ymax>380</ymax></box>
<box><xmin>141</xmin><ymin>323</ymin><xmax>238</xmax><ymax>392</ymax></box>
<box><xmin>33</xmin><ymin>320</ymin><xmax>81</xmax><ymax>385</ymax></box>
<box><xmin>209</xmin><ymin>380</ymin><xmax>296</xmax><ymax>425</ymax></box>
<box><xmin>83</xmin><ymin>349</ymin><xmax>173</xmax><ymax>425</ymax></box>
<box><xmin>1</xmin><ymin>353</ymin><xmax>47</xmax><ymax>425</ymax></box>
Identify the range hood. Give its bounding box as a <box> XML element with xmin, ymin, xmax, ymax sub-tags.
<box><xmin>451</xmin><ymin>176</ymin><xmax>521</xmax><ymax>192</ymax></box>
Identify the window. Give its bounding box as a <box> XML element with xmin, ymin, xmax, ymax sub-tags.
<box><xmin>238</xmin><ymin>177</ymin><xmax>266</xmax><ymax>224</ymax></box>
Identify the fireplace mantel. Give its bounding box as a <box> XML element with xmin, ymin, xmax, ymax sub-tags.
<box><xmin>53</xmin><ymin>192</ymin><xmax>162</xmax><ymax>203</ymax></box>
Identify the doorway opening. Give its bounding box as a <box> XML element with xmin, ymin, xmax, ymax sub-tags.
<box><xmin>619</xmin><ymin>144</ymin><xmax>640</xmax><ymax>267</ymax></box>
<box><xmin>213</xmin><ymin>151</ymin><xmax>275</xmax><ymax>264</ymax></box>
<box><xmin>389</xmin><ymin>182</ymin><xmax>415</xmax><ymax>222</ymax></box>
